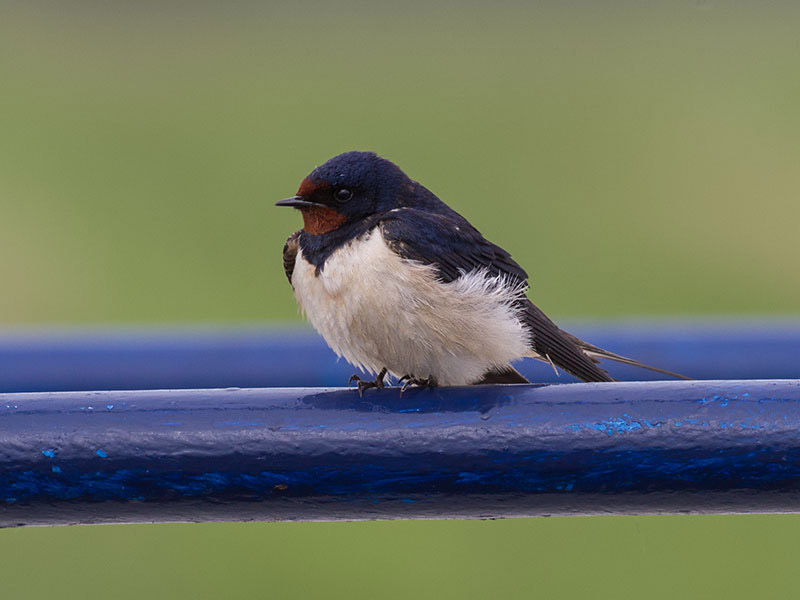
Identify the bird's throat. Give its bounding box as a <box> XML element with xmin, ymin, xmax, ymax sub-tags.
<box><xmin>300</xmin><ymin>206</ymin><xmax>347</xmax><ymax>235</ymax></box>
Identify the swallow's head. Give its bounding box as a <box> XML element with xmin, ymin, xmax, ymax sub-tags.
<box><xmin>276</xmin><ymin>151</ymin><xmax>411</xmax><ymax>235</ymax></box>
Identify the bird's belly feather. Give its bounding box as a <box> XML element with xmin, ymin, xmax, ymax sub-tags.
<box><xmin>291</xmin><ymin>230</ymin><xmax>530</xmax><ymax>385</ymax></box>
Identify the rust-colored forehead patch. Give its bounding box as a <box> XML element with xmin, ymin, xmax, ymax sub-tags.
<box><xmin>297</xmin><ymin>177</ymin><xmax>330</xmax><ymax>197</ymax></box>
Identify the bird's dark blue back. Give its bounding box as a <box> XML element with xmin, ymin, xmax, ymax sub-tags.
<box><xmin>296</xmin><ymin>151</ymin><xmax>528</xmax><ymax>284</ymax></box>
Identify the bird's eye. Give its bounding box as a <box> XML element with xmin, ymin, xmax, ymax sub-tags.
<box><xmin>334</xmin><ymin>188</ymin><xmax>353</xmax><ymax>202</ymax></box>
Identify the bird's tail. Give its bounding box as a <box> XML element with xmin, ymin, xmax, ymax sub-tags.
<box><xmin>563</xmin><ymin>333</ymin><xmax>691</xmax><ymax>380</ymax></box>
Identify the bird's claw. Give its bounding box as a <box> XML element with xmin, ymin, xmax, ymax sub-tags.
<box><xmin>349</xmin><ymin>368</ymin><xmax>388</xmax><ymax>397</ymax></box>
<box><xmin>398</xmin><ymin>374</ymin><xmax>437</xmax><ymax>394</ymax></box>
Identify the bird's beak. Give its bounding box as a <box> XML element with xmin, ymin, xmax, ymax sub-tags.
<box><xmin>275</xmin><ymin>195</ymin><xmax>322</xmax><ymax>208</ymax></box>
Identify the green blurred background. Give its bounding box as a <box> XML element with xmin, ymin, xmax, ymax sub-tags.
<box><xmin>1</xmin><ymin>1</ymin><xmax>798</xmax><ymax>598</ymax></box>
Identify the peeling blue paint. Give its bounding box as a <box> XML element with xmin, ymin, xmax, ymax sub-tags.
<box><xmin>590</xmin><ymin>417</ymin><xmax>645</xmax><ymax>436</ymax></box>
<box><xmin>41</xmin><ymin>449</ymin><xmax>55</xmax><ymax>458</ymax></box>
<box><xmin>96</xmin><ymin>449</ymin><xmax>108</xmax><ymax>458</ymax></box>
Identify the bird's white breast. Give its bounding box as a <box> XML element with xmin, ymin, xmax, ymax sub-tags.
<box><xmin>291</xmin><ymin>229</ymin><xmax>530</xmax><ymax>385</ymax></box>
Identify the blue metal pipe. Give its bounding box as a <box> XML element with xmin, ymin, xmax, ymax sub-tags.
<box><xmin>1</xmin><ymin>320</ymin><xmax>799</xmax><ymax>392</ymax></box>
<box><xmin>2</xmin><ymin>380</ymin><xmax>799</xmax><ymax>526</ymax></box>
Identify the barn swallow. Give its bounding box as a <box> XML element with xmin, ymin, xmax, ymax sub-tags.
<box><xmin>277</xmin><ymin>151</ymin><xmax>686</xmax><ymax>394</ymax></box>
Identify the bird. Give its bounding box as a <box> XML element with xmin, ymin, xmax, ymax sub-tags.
<box><xmin>276</xmin><ymin>151</ymin><xmax>686</xmax><ymax>394</ymax></box>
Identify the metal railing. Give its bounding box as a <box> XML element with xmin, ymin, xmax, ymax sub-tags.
<box><xmin>1</xmin><ymin>321</ymin><xmax>799</xmax><ymax>527</ymax></box>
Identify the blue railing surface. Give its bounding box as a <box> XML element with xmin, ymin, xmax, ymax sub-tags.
<box><xmin>1</xmin><ymin>319</ymin><xmax>799</xmax><ymax>393</ymax></box>
<box><xmin>1</xmin><ymin>381</ymin><xmax>799</xmax><ymax>526</ymax></box>
<box><xmin>0</xmin><ymin>320</ymin><xmax>799</xmax><ymax>526</ymax></box>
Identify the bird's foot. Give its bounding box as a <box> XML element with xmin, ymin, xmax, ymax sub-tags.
<box><xmin>349</xmin><ymin>368</ymin><xmax>388</xmax><ymax>397</ymax></box>
<box><xmin>398</xmin><ymin>374</ymin><xmax>438</xmax><ymax>394</ymax></box>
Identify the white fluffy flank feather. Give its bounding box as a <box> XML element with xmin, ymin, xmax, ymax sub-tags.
<box><xmin>291</xmin><ymin>229</ymin><xmax>531</xmax><ymax>385</ymax></box>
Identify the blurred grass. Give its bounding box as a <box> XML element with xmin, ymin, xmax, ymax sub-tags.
<box><xmin>2</xmin><ymin>516</ymin><xmax>800</xmax><ymax>600</ymax></box>
<box><xmin>1</xmin><ymin>1</ymin><xmax>799</xmax><ymax>325</ymax></box>
<box><xmin>1</xmin><ymin>2</ymin><xmax>799</xmax><ymax>599</ymax></box>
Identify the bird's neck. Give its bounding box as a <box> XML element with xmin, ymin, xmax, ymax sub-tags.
<box><xmin>299</xmin><ymin>216</ymin><xmax>378</xmax><ymax>275</ymax></box>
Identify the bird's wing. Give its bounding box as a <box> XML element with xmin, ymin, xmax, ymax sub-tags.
<box><xmin>378</xmin><ymin>209</ymin><xmax>614</xmax><ymax>382</ymax></box>
<box><xmin>282</xmin><ymin>229</ymin><xmax>302</xmax><ymax>287</ymax></box>
<box><xmin>378</xmin><ymin>208</ymin><xmax>528</xmax><ymax>283</ymax></box>
<box><xmin>520</xmin><ymin>301</ymin><xmax>614</xmax><ymax>382</ymax></box>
